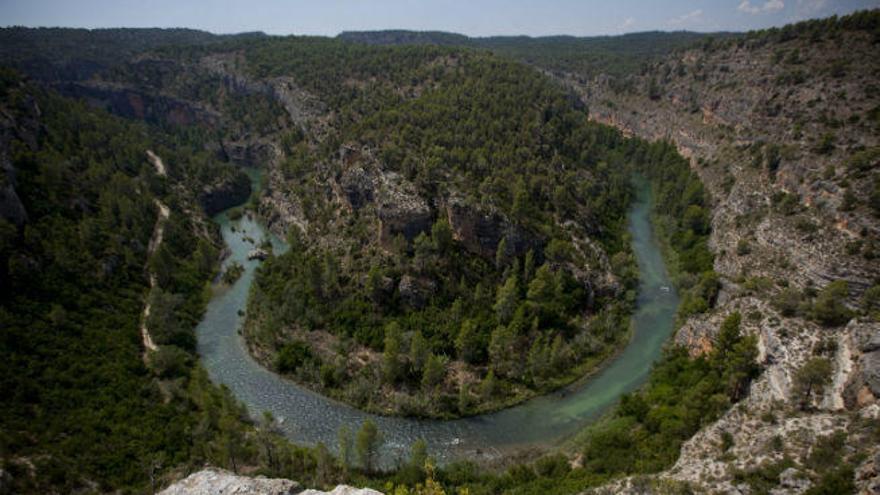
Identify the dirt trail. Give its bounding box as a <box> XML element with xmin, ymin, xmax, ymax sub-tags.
<box><xmin>146</xmin><ymin>149</ymin><xmax>167</xmax><ymax>177</ymax></box>
<box><xmin>140</xmin><ymin>151</ymin><xmax>170</xmax><ymax>356</ymax></box>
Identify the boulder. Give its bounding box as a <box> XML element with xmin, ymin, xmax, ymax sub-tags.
<box><xmin>374</xmin><ymin>170</ymin><xmax>432</xmax><ymax>245</ymax></box>
<box><xmin>159</xmin><ymin>469</ymin><xmax>299</xmax><ymax>495</ymax></box>
<box><xmin>862</xmin><ymin>351</ymin><xmax>880</xmax><ymax>397</ymax></box>
<box><xmin>159</xmin><ymin>469</ymin><xmax>382</xmax><ymax>495</ymax></box>
<box><xmin>220</xmin><ymin>139</ymin><xmax>277</xmax><ymax>168</ymax></box>
<box><xmin>778</xmin><ymin>467</ymin><xmax>811</xmax><ymax>492</ymax></box>
<box><xmin>337</xmin><ymin>164</ymin><xmax>376</xmax><ymax>211</ymax></box>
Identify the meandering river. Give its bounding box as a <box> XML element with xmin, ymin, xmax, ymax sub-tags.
<box><xmin>196</xmin><ymin>172</ymin><xmax>678</xmax><ymax>465</ymax></box>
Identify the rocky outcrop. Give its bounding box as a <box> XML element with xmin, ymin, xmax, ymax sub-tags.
<box><xmin>844</xmin><ymin>320</ymin><xmax>880</xmax><ymax>407</ymax></box>
<box><xmin>159</xmin><ymin>469</ymin><xmax>299</xmax><ymax>495</ymax></box>
<box><xmin>199</xmin><ymin>53</ymin><xmax>326</xmax><ymax>127</ymax></box>
<box><xmin>575</xmin><ymin>20</ymin><xmax>880</xmax><ymax>495</ymax></box>
<box><xmin>159</xmin><ymin>468</ymin><xmax>381</xmax><ymax>495</ymax></box>
<box><xmin>444</xmin><ymin>194</ymin><xmax>539</xmax><ymax>260</ymax></box>
<box><xmin>220</xmin><ymin>138</ymin><xmax>277</xmax><ymax>168</ymax></box>
<box><xmin>0</xmin><ymin>82</ymin><xmax>40</xmax><ymax>226</ymax></box>
<box><xmin>199</xmin><ymin>171</ymin><xmax>252</xmax><ymax>217</ymax></box>
<box><xmin>55</xmin><ymin>80</ymin><xmax>221</xmax><ymax>127</ymax></box>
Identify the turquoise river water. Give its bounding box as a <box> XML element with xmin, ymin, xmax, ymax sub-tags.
<box><xmin>195</xmin><ymin>173</ymin><xmax>678</xmax><ymax>465</ymax></box>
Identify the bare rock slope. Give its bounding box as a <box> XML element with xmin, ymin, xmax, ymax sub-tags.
<box><xmin>572</xmin><ymin>15</ymin><xmax>880</xmax><ymax>495</ymax></box>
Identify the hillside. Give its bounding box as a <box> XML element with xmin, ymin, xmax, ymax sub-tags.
<box><xmin>76</xmin><ymin>35</ymin><xmax>646</xmax><ymax>418</ymax></box>
<box><xmin>338</xmin><ymin>29</ymin><xmax>721</xmax><ymax>79</ymax></box>
<box><xmin>563</xmin><ymin>10</ymin><xmax>880</xmax><ymax>494</ymax></box>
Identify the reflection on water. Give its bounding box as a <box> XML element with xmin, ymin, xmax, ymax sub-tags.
<box><xmin>196</xmin><ymin>173</ymin><xmax>678</xmax><ymax>465</ymax></box>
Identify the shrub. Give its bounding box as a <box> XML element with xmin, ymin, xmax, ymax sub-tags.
<box><xmin>810</xmin><ymin>280</ymin><xmax>853</xmax><ymax>326</ymax></box>
<box><xmin>148</xmin><ymin>345</ymin><xmax>191</xmax><ymax>379</ymax></box>
<box><xmin>276</xmin><ymin>340</ymin><xmax>314</xmax><ymax>373</ymax></box>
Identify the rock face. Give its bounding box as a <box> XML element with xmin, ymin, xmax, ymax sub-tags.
<box><xmin>0</xmin><ymin>82</ymin><xmax>39</xmax><ymax>226</ymax></box>
<box><xmin>199</xmin><ymin>53</ymin><xmax>326</xmax><ymax>127</ymax></box>
<box><xmin>55</xmin><ymin>80</ymin><xmax>221</xmax><ymax>128</ymax></box>
<box><xmin>221</xmin><ymin>139</ymin><xmax>277</xmax><ymax>168</ymax></box>
<box><xmin>444</xmin><ymin>194</ymin><xmax>538</xmax><ymax>260</ymax></box>
<box><xmin>159</xmin><ymin>468</ymin><xmax>382</xmax><ymax>495</ymax></box>
<box><xmin>572</xmin><ymin>20</ymin><xmax>880</xmax><ymax>495</ymax></box>
<box><xmin>199</xmin><ymin>172</ymin><xmax>252</xmax><ymax>217</ymax></box>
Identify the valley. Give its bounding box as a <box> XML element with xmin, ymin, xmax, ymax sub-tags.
<box><xmin>0</xmin><ymin>7</ymin><xmax>878</xmax><ymax>495</ymax></box>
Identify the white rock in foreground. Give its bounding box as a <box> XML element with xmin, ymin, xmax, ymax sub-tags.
<box><xmin>159</xmin><ymin>468</ymin><xmax>382</xmax><ymax>495</ymax></box>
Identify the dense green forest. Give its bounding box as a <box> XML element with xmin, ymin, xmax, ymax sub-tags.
<box><xmin>0</xmin><ymin>27</ymin><xmax>264</xmax><ymax>81</ymax></box>
<box><xmin>337</xmin><ymin>30</ymin><xmax>722</xmax><ymax>79</ymax></box>
<box><xmin>0</xmin><ymin>69</ymin><xmax>284</xmax><ymax>493</ymax></box>
<box><xmin>236</xmin><ymin>42</ymin><xmax>638</xmax><ymax>417</ymax></box>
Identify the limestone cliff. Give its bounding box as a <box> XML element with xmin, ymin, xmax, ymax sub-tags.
<box><xmin>571</xmin><ymin>16</ymin><xmax>880</xmax><ymax>495</ymax></box>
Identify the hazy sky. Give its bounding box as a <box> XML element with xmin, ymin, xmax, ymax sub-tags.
<box><xmin>1</xmin><ymin>0</ymin><xmax>878</xmax><ymax>36</ymax></box>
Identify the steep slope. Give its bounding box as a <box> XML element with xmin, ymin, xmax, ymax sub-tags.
<box><xmin>0</xmin><ymin>69</ymin><xmax>298</xmax><ymax>494</ymax></box>
<box><xmin>565</xmin><ymin>11</ymin><xmax>880</xmax><ymax>494</ymax></box>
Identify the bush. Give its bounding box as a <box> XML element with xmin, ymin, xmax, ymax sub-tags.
<box><xmin>148</xmin><ymin>346</ymin><xmax>191</xmax><ymax>378</ymax></box>
<box><xmin>276</xmin><ymin>340</ymin><xmax>314</xmax><ymax>373</ymax></box>
<box><xmin>772</xmin><ymin>288</ymin><xmax>804</xmax><ymax>316</ymax></box>
<box><xmin>810</xmin><ymin>280</ymin><xmax>853</xmax><ymax>326</ymax></box>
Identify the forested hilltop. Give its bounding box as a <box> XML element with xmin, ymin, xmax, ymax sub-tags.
<box><xmin>337</xmin><ymin>30</ymin><xmax>723</xmax><ymax>79</ymax></box>
<box><xmin>93</xmin><ymin>33</ymin><xmax>717</xmax><ymax>418</ymax></box>
<box><xmin>0</xmin><ymin>68</ymin><xmax>260</xmax><ymax>492</ymax></box>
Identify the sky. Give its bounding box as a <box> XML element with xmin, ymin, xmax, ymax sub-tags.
<box><xmin>1</xmin><ymin>0</ymin><xmax>878</xmax><ymax>37</ymax></box>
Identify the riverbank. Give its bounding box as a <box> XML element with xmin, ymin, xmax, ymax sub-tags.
<box><xmin>194</xmin><ymin>172</ymin><xmax>679</xmax><ymax>466</ymax></box>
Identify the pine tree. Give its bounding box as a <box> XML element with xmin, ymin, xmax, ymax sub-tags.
<box><xmin>409</xmin><ymin>330</ymin><xmax>429</xmax><ymax>375</ymax></box>
<box><xmin>495</xmin><ymin>236</ymin><xmax>509</xmax><ymax>269</ymax></box>
<box><xmin>383</xmin><ymin>322</ymin><xmax>403</xmax><ymax>383</ymax></box>
<box><xmin>431</xmin><ymin>218</ymin><xmax>453</xmax><ymax>254</ymax></box>
<box><xmin>455</xmin><ymin>319</ymin><xmax>482</xmax><ymax>364</ymax></box>
<box><xmin>355</xmin><ymin>420</ymin><xmax>382</xmax><ymax>473</ymax></box>
<box><xmin>527</xmin><ymin>264</ymin><xmax>556</xmax><ymax>305</ymax></box>
<box><xmin>421</xmin><ymin>353</ymin><xmax>446</xmax><ymax>389</ymax></box>
<box><xmin>494</xmin><ymin>274</ymin><xmax>519</xmax><ymax>324</ymax></box>
<box><xmin>794</xmin><ymin>357</ymin><xmax>833</xmax><ymax>410</ymax></box>
<box><xmin>523</xmin><ymin>249</ymin><xmax>536</xmax><ymax>282</ymax></box>
<box><xmin>489</xmin><ymin>325</ymin><xmax>517</xmax><ymax>378</ymax></box>
<box><xmin>480</xmin><ymin>369</ymin><xmax>499</xmax><ymax>398</ymax></box>
<box><xmin>338</xmin><ymin>425</ymin><xmax>353</xmax><ymax>474</ymax></box>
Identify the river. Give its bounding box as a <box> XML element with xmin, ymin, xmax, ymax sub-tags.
<box><xmin>195</xmin><ymin>171</ymin><xmax>678</xmax><ymax>465</ymax></box>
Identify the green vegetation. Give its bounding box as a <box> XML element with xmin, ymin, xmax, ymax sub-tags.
<box><xmin>339</xmin><ymin>30</ymin><xmax>720</xmax><ymax>79</ymax></box>
<box><xmin>221</xmin><ymin>261</ymin><xmax>245</xmax><ymax>284</ymax></box>
<box><xmin>360</xmin><ymin>311</ymin><xmax>760</xmax><ymax>494</ymax></box>
<box><xmin>0</xmin><ymin>70</ymin><xmax>269</xmax><ymax>493</ymax></box>
<box><xmin>770</xmin><ymin>279</ymin><xmax>855</xmax><ymax>327</ymax></box>
<box><xmin>635</xmin><ymin>140</ymin><xmax>717</xmax><ymax>320</ymax></box>
<box><xmin>240</xmin><ymin>42</ymin><xmax>646</xmax><ymax>417</ymax></box>
<box><xmin>793</xmin><ymin>357</ymin><xmax>833</xmax><ymax>410</ymax></box>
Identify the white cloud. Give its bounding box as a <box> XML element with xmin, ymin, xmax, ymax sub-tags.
<box><xmin>668</xmin><ymin>9</ymin><xmax>703</xmax><ymax>26</ymax></box>
<box><xmin>738</xmin><ymin>0</ymin><xmax>785</xmax><ymax>14</ymax></box>
<box><xmin>619</xmin><ymin>17</ymin><xmax>636</xmax><ymax>31</ymax></box>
